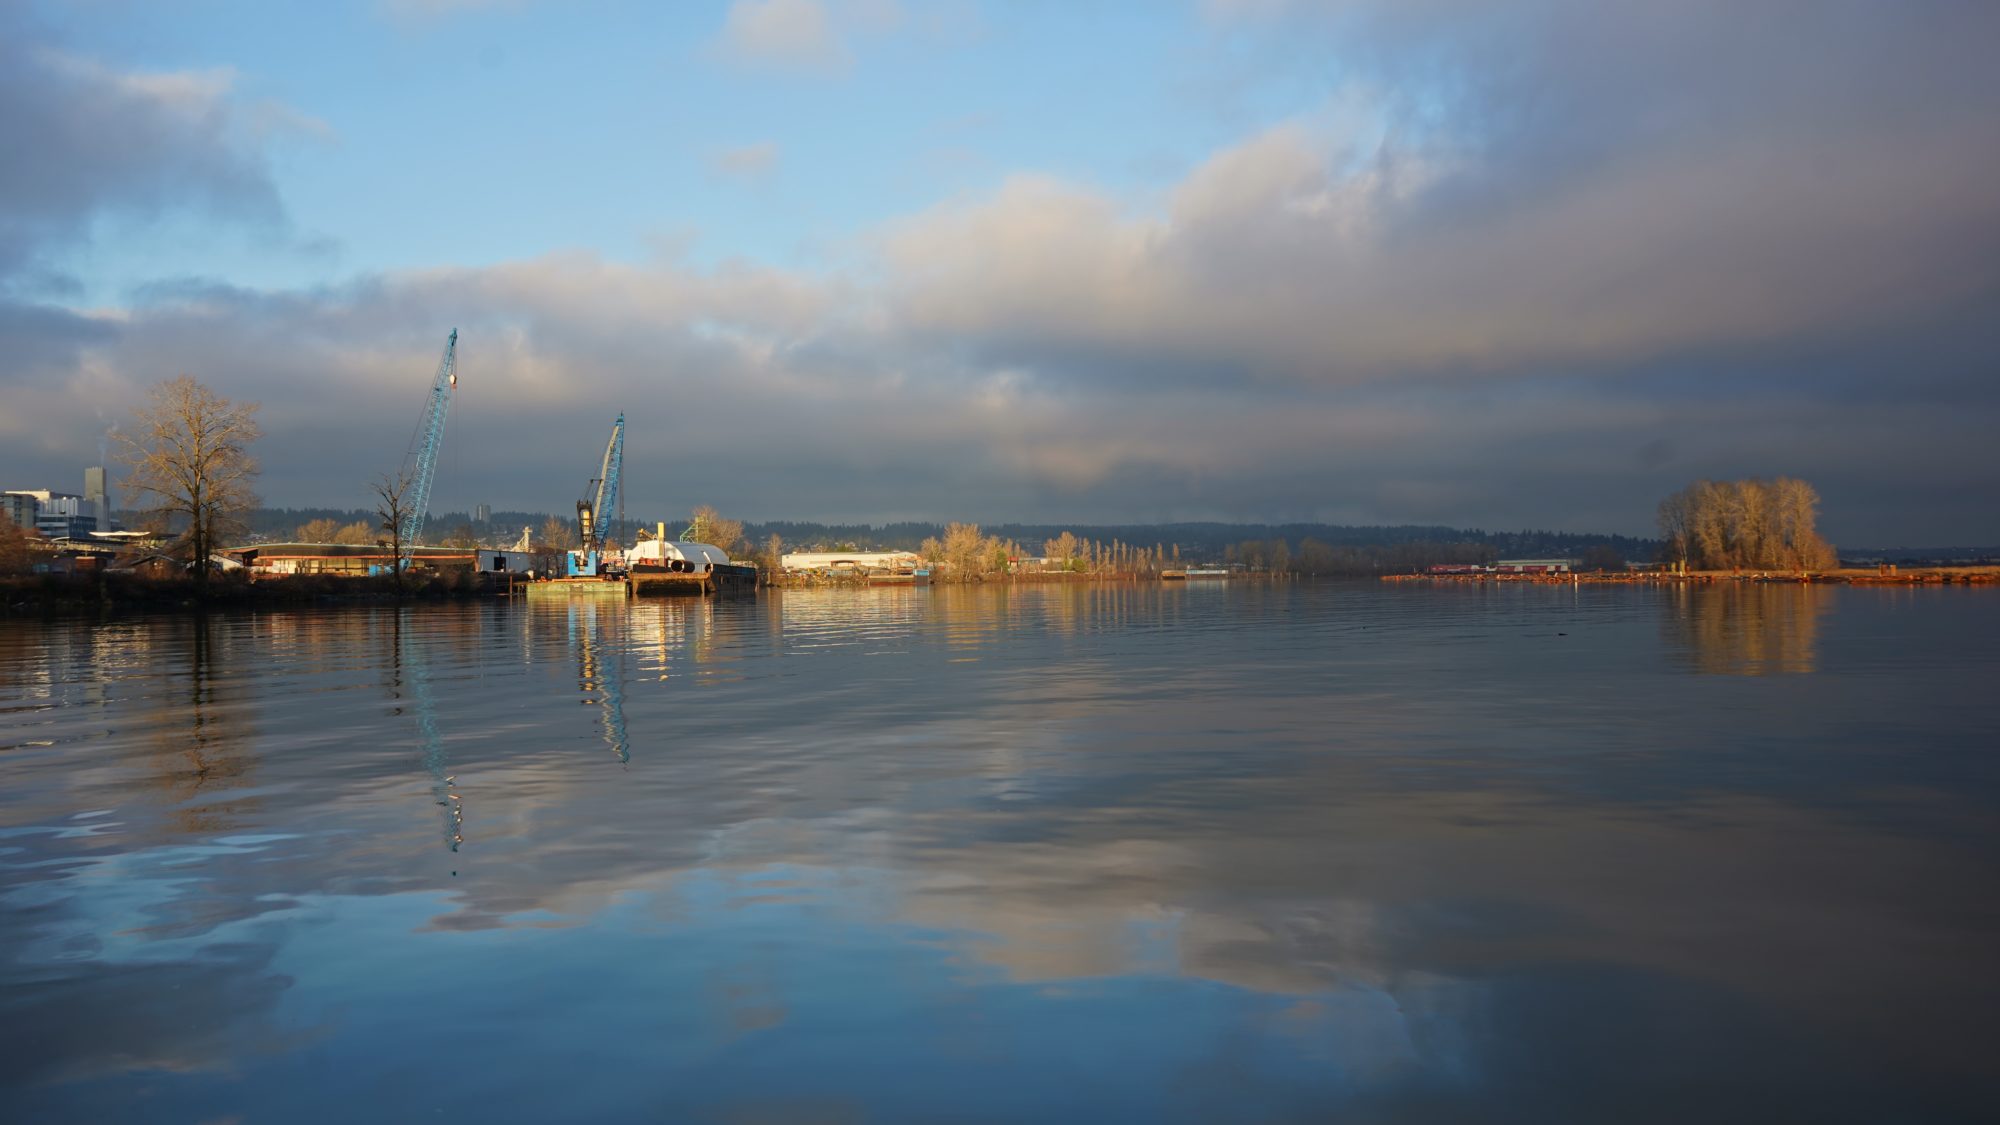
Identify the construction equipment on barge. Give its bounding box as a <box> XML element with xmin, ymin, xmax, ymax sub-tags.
<box><xmin>526</xmin><ymin>412</ymin><xmax>756</xmax><ymax>598</ymax></box>
<box><xmin>626</xmin><ymin>522</ymin><xmax>758</xmax><ymax>596</ymax></box>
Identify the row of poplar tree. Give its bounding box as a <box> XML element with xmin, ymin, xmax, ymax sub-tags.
<box><xmin>1657</xmin><ymin>477</ymin><xmax>1835</xmax><ymax>571</ymax></box>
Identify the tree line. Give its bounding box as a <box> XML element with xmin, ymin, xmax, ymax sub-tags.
<box><xmin>1657</xmin><ymin>478</ymin><xmax>1835</xmax><ymax>572</ymax></box>
<box><xmin>888</xmin><ymin>525</ymin><xmax>1514</xmax><ymax>580</ymax></box>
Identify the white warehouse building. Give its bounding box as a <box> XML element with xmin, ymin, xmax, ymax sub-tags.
<box><xmin>781</xmin><ymin>550</ymin><xmax>922</xmax><ymax>572</ymax></box>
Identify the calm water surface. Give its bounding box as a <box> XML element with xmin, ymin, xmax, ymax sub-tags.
<box><xmin>2</xmin><ymin>583</ymin><xmax>1997</xmax><ymax>1123</ymax></box>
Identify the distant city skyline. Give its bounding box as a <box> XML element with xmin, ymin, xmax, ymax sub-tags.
<box><xmin>3</xmin><ymin>1</ymin><xmax>1996</xmax><ymax>544</ymax></box>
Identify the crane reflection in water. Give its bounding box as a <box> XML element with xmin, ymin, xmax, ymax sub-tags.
<box><xmin>390</xmin><ymin>609</ymin><xmax>463</xmax><ymax>852</ymax></box>
<box><xmin>566</xmin><ymin>600</ymin><xmax>630</xmax><ymax>764</ymax></box>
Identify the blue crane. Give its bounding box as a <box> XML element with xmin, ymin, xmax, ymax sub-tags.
<box><xmin>399</xmin><ymin>329</ymin><xmax>458</xmax><ymax>556</ymax></box>
<box><xmin>567</xmin><ymin>413</ymin><xmax>625</xmax><ymax>577</ymax></box>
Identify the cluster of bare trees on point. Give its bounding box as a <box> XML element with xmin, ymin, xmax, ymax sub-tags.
<box><xmin>1657</xmin><ymin>478</ymin><xmax>1836</xmax><ymax>572</ymax></box>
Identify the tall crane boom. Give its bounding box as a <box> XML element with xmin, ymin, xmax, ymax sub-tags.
<box><xmin>400</xmin><ymin>329</ymin><xmax>458</xmax><ymax>551</ymax></box>
<box><xmin>596</xmin><ymin>412</ymin><xmax>623</xmax><ymax>549</ymax></box>
<box><xmin>577</xmin><ymin>413</ymin><xmax>623</xmax><ymax>552</ymax></box>
<box><xmin>568</xmin><ymin>413</ymin><xmax>624</xmax><ymax>578</ymax></box>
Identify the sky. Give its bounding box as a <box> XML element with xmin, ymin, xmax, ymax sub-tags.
<box><xmin>2</xmin><ymin>0</ymin><xmax>1996</xmax><ymax>544</ymax></box>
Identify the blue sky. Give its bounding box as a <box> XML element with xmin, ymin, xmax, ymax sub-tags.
<box><xmin>46</xmin><ymin>1</ymin><xmax>1262</xmax><ymax>293</ymax></box>
<box><xmin>4</xmin><ymin>0</ymin><xmax>1998</xmax><ymax>542</ymax></box>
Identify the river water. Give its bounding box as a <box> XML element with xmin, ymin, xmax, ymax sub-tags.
<box><xmin>2</xmin><ymin>582</ymin><xmax>1997</xmax><ymax>1123</ymax></box>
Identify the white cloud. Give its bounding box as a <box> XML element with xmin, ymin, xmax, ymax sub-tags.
<box><xmin>377</xmin><ymin>0</ymin><xmax>526</xmax><ymax>21</ymax></box>
<box><xmin>708</xmin><ymin>141</ymin><xmax>781</xmax><ymax>181</ymax></box>
<box><xmin>715</xmin><ymin>0</ymin><xmax>849</xmax><ymax>74</ymax></box>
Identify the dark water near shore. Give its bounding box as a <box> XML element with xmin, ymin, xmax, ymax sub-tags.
<box><xmin>3</xmin><ymin>583</ymin><xmax>1997</xmax><ymax>1123</ymax></box>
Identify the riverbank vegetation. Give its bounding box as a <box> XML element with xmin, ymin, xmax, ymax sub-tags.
<box><xmin>1657</xmin><ymin>478</ymin><xmax>1835</xmax><ymax>572</ymax></box>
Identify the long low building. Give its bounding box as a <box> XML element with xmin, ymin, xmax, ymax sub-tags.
<box><xmin>781</xmin><ymin>550</ymin><xmax>922</xmax><ymax>572</ymax></box>
<box><xmin>1494</xmin><ymin>558</ymin><xmax>1574</xmax><ymax>573</ymax></box>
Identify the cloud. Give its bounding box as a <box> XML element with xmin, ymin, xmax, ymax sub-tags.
<box><xmin>6</xmin><ymin>239</ymin><xmax>1988</xmax><ymax>543</ymax></box>
<box><xmin>708</xmin><ymin>141</ymin><xmax>782</xmax><ymax>182</ymax></box>
<box><xmin>3</xmin><ymin>2</ymin><xmax>1997</xmax><ymax>543</ymax></box>
<box><xmin>0</xmin><ymin>39</ymin><xmax>289</xmax><ymax>283</ymax></box>
<box><xmin>879</xmin><ymin>15</ymin><xmax>2000</xmax><ymax>392</ymax></box>
<box><xmin>377</xmin><ymin>0</ymin><xmax>526</xmax><ymax>20</ymax></box>
<box><xmin>715</xmin><ymin>0</ymin><xmax>850</xmax><ymax>74</ymax></box>
<box><xmin>710</xmin><ymin>0</ymin><xmax>914</xmax><ymax>74</ymax></box>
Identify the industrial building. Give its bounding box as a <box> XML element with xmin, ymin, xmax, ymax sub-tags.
<box><xmin>5</xmin><ymin>488</ymin><xmax>101</xmax><ymax>539</ymax></box>
<box><xmin>781</xmin><ymin>550</ymin><xmax>922</xmax><ymax>573</ymax></box>
<box><xmin>4</xmin><ymin>467</ymin><xmax>116</xmax><ymax>540</ymax></box>
<box><xmin>1</xmin><ymin>492</ymin><xmax>34</xmax><ymax>531</ymax></box>
<box><xmin>1494</xmin><ymin>558</ymin><xmax>1574</xmax><ymax>574</ymax></box>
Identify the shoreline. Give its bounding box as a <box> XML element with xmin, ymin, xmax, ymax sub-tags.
<box><xmin>1382</xmin><ymin>566</ymin><xmax>2000</xmax><ymax>586</ymax></box>
<box><xmin>10</xmin><ymin>565</ymin><xmax>1999</xmax><ymax>619</ymax></box>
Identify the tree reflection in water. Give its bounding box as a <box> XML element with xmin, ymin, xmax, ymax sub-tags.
<box><xmin>149</xmin><ymin>614</ymin><xmax>258</xmax><ymax>836</ymax></box>
<box><xmin>1665</xmin><ymin>583</ymin><xmax>1826</xmax><ymax>676</ymax></box>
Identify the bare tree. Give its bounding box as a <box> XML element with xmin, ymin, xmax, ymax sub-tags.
<box><xmin>333</xmin><ymin>520</ymin><xmax>376</xmax><ymax>545</ymax></box>
<box><xmin>373</xmin><ymin>466</ymin><xmax>417</xmax><ymax>591</ymax></box>
<box><xmin>0</xmin><ymin>519</ymin><xmax>39</xmax><ymax>576</ymax></box>
<box><xmin>1659</xmin><ymin>477</ymin><xmax>1835</xmax><ymax>571</ymax></box>
<box><xmin>118</xmin><ymin>375</ymin><xmax>261</xmax><ymax>592</ymax></box>
<box><xmin>1044</xmin><ymin>531</ymin><xmax>1081</xmax><ymax>571</ymax></box>
<box><xmin>1770</xmin><ymin>477</ymin><xmax>1835</xmax><ymax>571</ymax></box>
<box><xmin>1657</xmin><ymin>488</ymin><xmax>1694</xmax><ymax>570</ymax></box>
<box><xmin>535</xmin><ymin>515</ymin><xmax>574</xmax><ymax>575</ymax></box>
<box><xmin>936</xmin><ymin>522</ymin><xmax>1010</xmax><ymax>580</ymax></box>
<box><xmin>297</xmin><ymin>517</ymin><xmax>342</xmax><ymax>542</ymax></box>
<box><xmin>686</xmin><ymin>505</ymin><xmax>745</xmax><ymax>557</ymax></box>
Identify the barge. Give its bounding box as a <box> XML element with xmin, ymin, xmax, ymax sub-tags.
<box><xmin>625</xmin><ymin>537</ymin><xmax>758</xmax><ymax>597</ymax></box>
